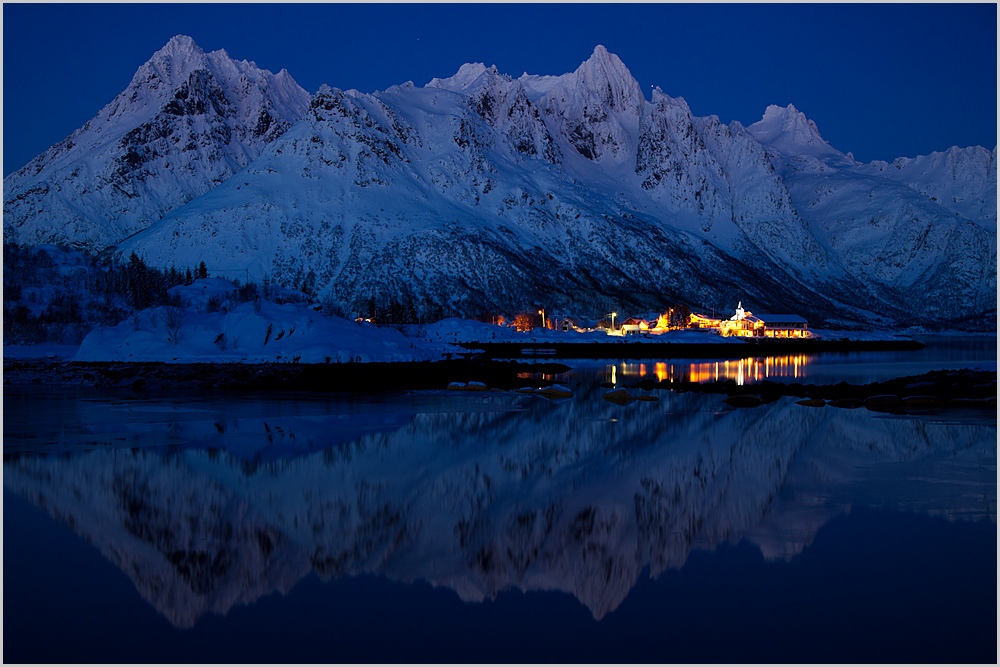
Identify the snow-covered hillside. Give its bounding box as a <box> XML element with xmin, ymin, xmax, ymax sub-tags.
<box><xmin>747</xmin><ymin>105</ymin><xmax>997</xmax><ymax>320</ymax></box>
<box><xmin>3</xmin><ymin>35</ymin><xmax>310</xmax><ymax>250</ymax></box>
<box><xmin>74</xmin><ymin>278</ymin><xmax>451</xmax><ymax>363</ymax></box>
<box><xmin>864</xmin><ymin>145</ymin><xmax>997</xmax><ymax>227</ymax></box>
<box><xmin>6</xmin><ymin>40</ymin><xmax>995</xmax><ymax>328</ymax></box>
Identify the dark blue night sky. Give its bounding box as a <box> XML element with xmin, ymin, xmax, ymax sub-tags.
<box><xmin>3</xmin><ymin>3</ymin><xmax>996</xmax><ymax>176</ymax></box>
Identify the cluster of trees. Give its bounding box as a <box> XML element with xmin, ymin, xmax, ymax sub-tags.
<box><xmin>3</xmin><ymin>244</ymin><xmax>210</xmax><ymax>345</ymax></box>
<box><xmin>104</xmin><ymin>253</ymin><xmax>207</xmax><ymax>311</ymax></box>
<box><xmin>363</xmin><ymin>296</ymin><xmax>419</xmax><ymax>325</ymax></box>
<box><xmin>661</xmin><ymin>303</ymin><xmax>691</xmax><ymax>329</ymax></box>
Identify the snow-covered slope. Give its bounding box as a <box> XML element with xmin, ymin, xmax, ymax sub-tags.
<box><xmin>74</xmin><ymin>278</ymin><xmax>450</xmax><ymax>363</ymax></box>
<box><xmin>863</xmin><ymin>145</ymin><xmax>997</xmax><ymax>227</ymax></box>
<box><xmin>3</xmin><ymin>35</ymin><xmax>310</xmax><ymax>250</ymax></box>
<box><xmin>8</xmin><ymin>42</ymin><xmax>995</xmax><ymax>327</ymax></box>
<box><xmin>747</xmin><ymin>105</ymin><xmax>997</xmax><ymax>321</ymax></box>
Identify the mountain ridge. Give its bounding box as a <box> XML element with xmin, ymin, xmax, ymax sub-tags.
<box><xmin>4</xmin><ymin>38</ymin><xmax>994</xmax><ymax>326</ymax></box>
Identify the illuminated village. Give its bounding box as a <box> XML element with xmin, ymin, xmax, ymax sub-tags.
<box><xmin>494</xmin><ymin>301</ymin><xmax>810</xmax><ymax>338</ymax></box>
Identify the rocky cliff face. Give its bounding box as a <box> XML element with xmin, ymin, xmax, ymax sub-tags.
<box><xmin>3</xmin><ymin>35</ymin><xmax>310</xmax><ymax>250</ymax></box>
<box><xmin>5</xmin><ymin>41</ymin><xmax>994</xmax><ymax>326</ymax></box>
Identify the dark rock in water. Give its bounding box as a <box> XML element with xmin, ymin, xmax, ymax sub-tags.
<box><xmin>903</xmin><ymin>395</ymin><xmax>944</xmax><ymax>408</ymax></box>
<box><xmin>828</xmin><ymin>398</ymin><xmax>864</xmax><ymax>409</ymax></box>
<box><xmin>864</xmin><ymin>395</ymin><xmax>903</xmax><ymax>412</ymax></box>
<box><xmin>724</xmin><ymin>395</ymin><xmax>763</xmax><ymax>408</ymax></box>
<box><xmin>599</xmin><ymin>382</ymin><xmax>616</xmax><ymax>388</ymax></box>
<box><xmin>533</xmin><ymin>385</ymin><xmax>574</xmax><ymax>399</ymax></box>
<box><xmin>603</xmin><ymin>388</ymin><xmax>637</xmax><ymax>405</ymax></box>
<box><xmin>131</xmin><ymin>378</ymin><xmax>146</xmax><ymax>391</ymax></box>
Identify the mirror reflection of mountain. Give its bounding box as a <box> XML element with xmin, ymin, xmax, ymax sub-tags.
<box><xmin>4</xmin><ymin>386</ymin><xmax>995</xmax><ymax>629</ymax></box>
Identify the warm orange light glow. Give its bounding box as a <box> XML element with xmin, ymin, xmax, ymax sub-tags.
<box><xmin>655</xmin><ymin>362</ymin><xmax>669</xmax><ymax>382</ymax></box>
<box><xmin>679</xmin><ymin>354</ymin><xmax>812</xmax><ymax>385</ymax></box>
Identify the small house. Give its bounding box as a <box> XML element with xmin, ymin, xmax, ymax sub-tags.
<box><xmin>620</xmin><ymin>316</ymin><xmax>651</xmax><ymax>335</ymax></box>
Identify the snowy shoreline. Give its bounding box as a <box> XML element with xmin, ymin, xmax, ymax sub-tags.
<box><xmin>4</xmin><ymin>280</ymin><xmax>988</xmax><ymax>367</ymax></box>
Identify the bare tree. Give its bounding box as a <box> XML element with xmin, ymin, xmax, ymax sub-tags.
<box><xmin>162</xmin><ymin>306</ymin><xmax>185</xmax><ymax>346</ymax></box>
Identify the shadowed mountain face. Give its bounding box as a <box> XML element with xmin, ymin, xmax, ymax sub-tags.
<box><xmin>4</xmin><ymin>39</ymin><xmax>995</xmax><ymax>326</ymax></box>
<box><xmin>5</xmin><ymin>387</ymin><xmax>995</xmax><ymax>628</ymax></box>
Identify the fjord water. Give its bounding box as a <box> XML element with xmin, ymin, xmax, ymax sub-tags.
<box><xmin>4</xmin><ymin>338</ymin><xmax>996</xmax><ymax>663</ymax></box>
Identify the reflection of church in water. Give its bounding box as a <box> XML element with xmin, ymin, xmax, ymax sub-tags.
<box><xmin>610</xmin><ymin>353</ymin><xmax>812</xmax><ymax>386</ymax></box>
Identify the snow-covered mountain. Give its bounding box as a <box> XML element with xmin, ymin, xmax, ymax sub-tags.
<box><xmin>5</xmin><ymin>40</ymin><xmax>995</xmax><ymax>326</ymax></box>
<box><xmin>3</xmin><ymin>35</ymin><xmax>310</xmax><ymax>250</ymax></box>
<box><xmin>863</xmin><ymin>145</ymin><xmax>997</xmax><ymax>226</ymax></box>
<box><xmin>746</xmin><ymin>105</ymin><xmax>996</xmax><ymax>320</ymax></box>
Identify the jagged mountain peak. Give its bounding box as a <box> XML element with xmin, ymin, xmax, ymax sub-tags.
<box><xmin>132</xmin><ymin>35</ymin><xmax>210</xmax><ymax>91</ymax></box>
<box><xmin>569</xmin><ymin>45</ymin><xmax>644</xmax><ymax>116</ymax></box>
<box><xmin>747</xmin><ymin>104</ymin><xmax>838</xmax><ymax>158</ymax></box>
<box><xmin>426</xmin><ymin>62</ymin><xmax>504</xmax><ymax>93</ymax></box>
<box><xmin>153</xmin><ymin>34</ymin><xmax>204</xmax><ymax>59</ymax></box>
<box><xmin>314</xmin><ymin>83</ymin><xmax>337</xmax><ymax>97</ymax></box>
<box><xmin>581</xmin><ymin>44</ymin><xmax>626</xmax><ymax>76</ymax></box>
<box><xmin>651</xmin><ymin>87</ymin><xmax>691</xmax><ymax>114</ymax></box>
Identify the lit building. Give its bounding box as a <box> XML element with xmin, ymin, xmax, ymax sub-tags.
<box><xmin>718</xmin><ymin>302</ymin><xmax>810</xmax><ymax>337</ymax></box>
<box><xmin>755</xmin><ymin>314</ymin><xmax>809</xmax><ymax>337</ymax></box>
<box><xmin>689</xmin><ymin>312</ymin><xmax>722</xmax><ymax>328</ymax></box>
<box><xmin>620</xmin><ymin>317</ymin><xmax>651</xmax><ymax>334</ymax></box>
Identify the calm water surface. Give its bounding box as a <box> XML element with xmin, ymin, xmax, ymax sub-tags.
<box><xmin>4</xmin><ymin>338</ymin><xmax>996</xmax><ymax>663</ymax></box>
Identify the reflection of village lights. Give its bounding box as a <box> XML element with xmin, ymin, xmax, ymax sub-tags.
<box><xmin>655</xmin><ymin>362</ymin><xmax>669</xmax><ymax>382</ymax></box>
<box><xmin>611</xmin><ymin>365</ymin><xmax>617</xmax><ymax>384</ymax></box>
<box><xmin>683</xmin><ymin>354</ymin><xmax>811</xmax><ymax>384</ymax></box>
